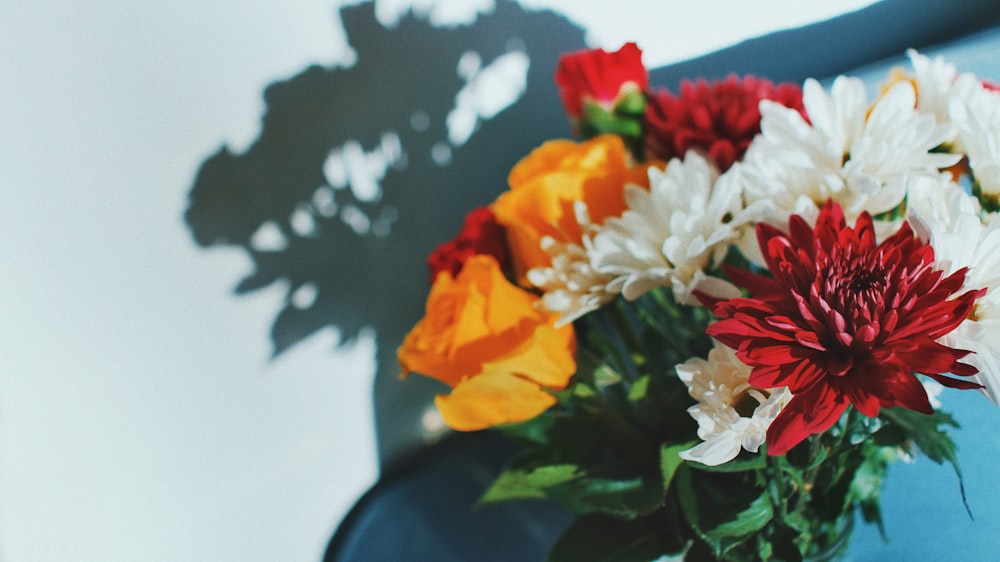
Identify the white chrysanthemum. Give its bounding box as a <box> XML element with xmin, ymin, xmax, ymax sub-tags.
<box><xmin>527</xmin><ymin>202</ymin><xmax>615</xmax><ymax>325</ymax></box>
<box><xmin>587</xmin><ymin>152</ymin><xmax>743</xmax><ymax>305</ymax></box>
<box><xmin>950</xmin><ymin>83</ymin><xmax>1000</xmax><ymax>198</ymax></box>
<box><xmin>904</xmin><ymin>171</ymin><xmax>976</xmax><ymax>228</ymax></box>
<box><xmin>742</xmin><ymin>76</ymin><xmax>960</xmax><ymax>225</ymax></box>
<box><xmin>906</xmin><ymin>49</ymin><xmax>960</xmax><ymax>125</ymax></box>
<box><xmin>677</xmin><ymin>342</ymin><xmax>791</xmax><ymax>466</ymax></box>
<box><xmin>906</xmin><ymin>49</ymin><xmax>1000</xmax><ymax>198</ymax></box>
<box><xmin>910</xmin><ymin>187</ymin><xmax>1000</xmax><ymax>406</ymax></box>
<box><xmin>905</xmin><ymin>49</ymin><xmax>993</xmax><ymax>151</ymax></box>
<box><xmin>527</xmin><ymin>237</ymin><xmax>615</xmax><ymax>326</ymax></box>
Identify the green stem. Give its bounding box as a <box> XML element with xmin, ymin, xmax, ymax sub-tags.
<box><xmin>769</xmin><ymin>456</ymin><xmax>791</xmax><ymax>521</ymax></box>
<box><xmin>591</xmin><ymin>307</ymin><xmax>641</xmax><ymax>383</ymax></box>
<box><xmin>598</xmin><ymin>396</ymin><xmax>656</xmax><ymax>456</ymax></box>
<box><xmin>795</xmin><ymin>436</ymin><xmax>826</xmax><ymax>514</ymax></box>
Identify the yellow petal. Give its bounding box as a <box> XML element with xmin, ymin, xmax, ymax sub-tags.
<box><xmin>481</xmin><ymin>323</ymin><xmax>576</xmax><ymax>389</ymax></box>
<box><xmin>434</xmin><ymin>366</ymin><xmax>557</xmax><ymax>431</ymax></box>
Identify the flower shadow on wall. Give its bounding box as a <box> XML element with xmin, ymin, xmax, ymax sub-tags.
<box><xmin>184</xmin><ymin>0</ymin><xmax>587</xmax><ymax>468</ymax></box>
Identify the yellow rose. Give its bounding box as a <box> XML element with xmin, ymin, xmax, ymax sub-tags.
<box><xmin>491</xmin><ymin>134</ymin><xmax>656</xmax><ymax>282</ymax></box>
<box><xmin>398</xmin><ymin>254</ymin><xmax>576</xmax><ymax>430</ymax></box>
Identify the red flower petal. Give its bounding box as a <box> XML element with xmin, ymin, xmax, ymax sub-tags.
<box><xmin>644</xmin><ymin>74</ymin><xmax>805</xmax><ymax>171</ymax></box>
<box><xmin>554</xmin><ymin>43</ymin><xmax>648</xmax><ymax>120</ymax></box>
<box><xmin>766</xmin><ymin>386</ymin><xmax>849</xmax><ymax>456</ymax></box>
<box><xmin>427</xmin><ymin>207</ymin><xmax>510</xmax><ymax>281</ymax></box>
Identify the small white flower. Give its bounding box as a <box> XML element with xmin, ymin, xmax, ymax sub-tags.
<box><xmin>587</xmin><ymin>152</ymin><xmax>743</xmax><ymax>305</ymax></box>
<box><xmin>676</xmin><ymin>341</ymin><xmax>791</xmax><ymax>466</ymax></box>
<box><xmin>904</xmin><ymin>171</ymin><xmax>976</xmax><ymax>234</ymax></box>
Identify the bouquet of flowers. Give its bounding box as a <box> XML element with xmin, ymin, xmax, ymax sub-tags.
<box><xmin>397</xmin><ymin>42</ymin><xmax>1000</xmax><ymax>561</ymax></box>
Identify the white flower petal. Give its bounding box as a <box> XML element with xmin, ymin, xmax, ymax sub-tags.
<box><xmin>676</xmin><ymin>341</ymin><xmax>790</xmax><ymax>466</ymax></box>
<box><xmin>588</xmin><ymin>153</ymin><xmax>745</xmax><ymax>303</ymax></box>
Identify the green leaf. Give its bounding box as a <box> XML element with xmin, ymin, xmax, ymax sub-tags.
<box><xmin>676</xmin><ymin>465</ymin><xmax>772</xmax><ymax>557</ymax></box>
<box><xmin>879</xmin><ymin>407</ymin><xmax>971</xmax><ymax>517</ymax></box>
<box><xmin>479</xmin><ymin>464</ymin><xmax>581</xmax><ymax>504</ymax></box>
<box><xmin>660</xmin><ymin>442</ymin><xmax>691</xmax><ymax>491</ymax></box>
<box><xmin>879</xmin><ymin>407</ymin><xmax>958</xmax><ymax>465</ymax></box>
<box><xmin>551</xmin><ymin>471</ymin><xmax>666</xmax><ymax>518</ymax></box>
<box><xmin>500</xmin><ymin>413</ymin><xmax>556</xmax><ymax>446</ymax></box>
<box><xmin>627</xmin><ymin>375</ymin><xmax>650</xmax><ymax>402</ymax></box>
<box><xmin>849</xmin><ymin>445</ymin><xmax>894</xmax><ymax>540</ymax></box>
<box><xmin>548</xmin><ymin>513</ymin><xmax>667</xmax><ymax>562</ymax></box>
<box><xmin>594</xmin><ymin>364</ymin><xmax>623</xmax><ymax>387</ymax></box>
<box><xmin>573</xmin><ymin>383</ymin><xmax>598</xmax><ymax>398</ymax></box>
<box><xmin>706</xmin><ymin>492</ymin><xmax>773</xmax><ymax>540</ymax></box>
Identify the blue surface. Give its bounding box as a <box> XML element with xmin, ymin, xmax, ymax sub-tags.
<box><xmin>850</xmin><ymin>391</ymin><xmax>1000</xmax><ymax>560</ymax></box>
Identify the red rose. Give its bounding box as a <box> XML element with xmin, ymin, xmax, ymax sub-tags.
<box><xmin>427</xmin><ymin>207</ymin><xmax>509</xmax><ymax>281</ymax></box>
<box><xmin>554</xmin><ymin>42</ymin><xmax>648</xmax><ymax>120</ymax></box>
<box><xmin>645</xmin><ymin>75</ymin><xmax>804</xmax><ymax>171</ymax></box>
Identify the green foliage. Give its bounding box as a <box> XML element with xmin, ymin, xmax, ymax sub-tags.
<box><xmin>847</xmin><ymin>443</ymin><xmax>896</xmax><ymax>540</ymax></box>
<box><xmin>480</xmin><ymin>464</ymin><xmax>581</xmax><ymax>503</ymax></box>
<box><xmin>627</xmin><ymin>375</ymin><xmax>651</xmax><ymax>402</ymax></box>
<box><xmin>548</xmin><ymin>513</ymin><xmax>676</xmax><ymax>562</ymax></box>
<box><xmin>677</xmin><ymin>466</ymin><xmax>773</xmax><ymax>559</ymax></box>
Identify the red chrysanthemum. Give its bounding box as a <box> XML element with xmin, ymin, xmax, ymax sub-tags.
<box><xmin>644</xmin><ymin>74</ymin><xmax>804</xmax><ymax>171</ymax></box>
<box><xmin>554</xmin><ymin>42</ymin><xmax>648</xmax><ymax>120</ymax></box>
<box><xmin>704</xmin><ymin>201</ymin><xmax>984</xmax><ymax>456</ymax></box>
<box><xmin>427</xmin><ymin>206</ymin><xmax>509</xmax><ymax>281</ymax></box>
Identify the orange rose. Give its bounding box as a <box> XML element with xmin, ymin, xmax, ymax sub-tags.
<box><xmin>398</xmin><ymin>254</ymin><xmax>576</xmax><ymax>430</ymax></box>
<box><xmin>491</xmin><ymin>134</ymin><xmax>655</xmax><ymax>282</ymax></box>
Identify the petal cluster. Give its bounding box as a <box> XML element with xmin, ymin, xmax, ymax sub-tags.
<box><xmin>525</xmin><ymin>203</ymin><xmax>617</xmax><ymax>326</ymax></box>
<box><xmin>911</xmin><ymin>186</ymin><xmax>1000</xmax><ymax>405</ymax></box>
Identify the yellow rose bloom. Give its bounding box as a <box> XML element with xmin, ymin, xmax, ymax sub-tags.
<box><xmin>492</xmin><ymin>134</ymin><xmax>655</xmax><ymax>283</ymax></box>
<box><xmin>398</xmin><ymin>254</ymin><xmax>576</xmax><ymax>430</ymax></box>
